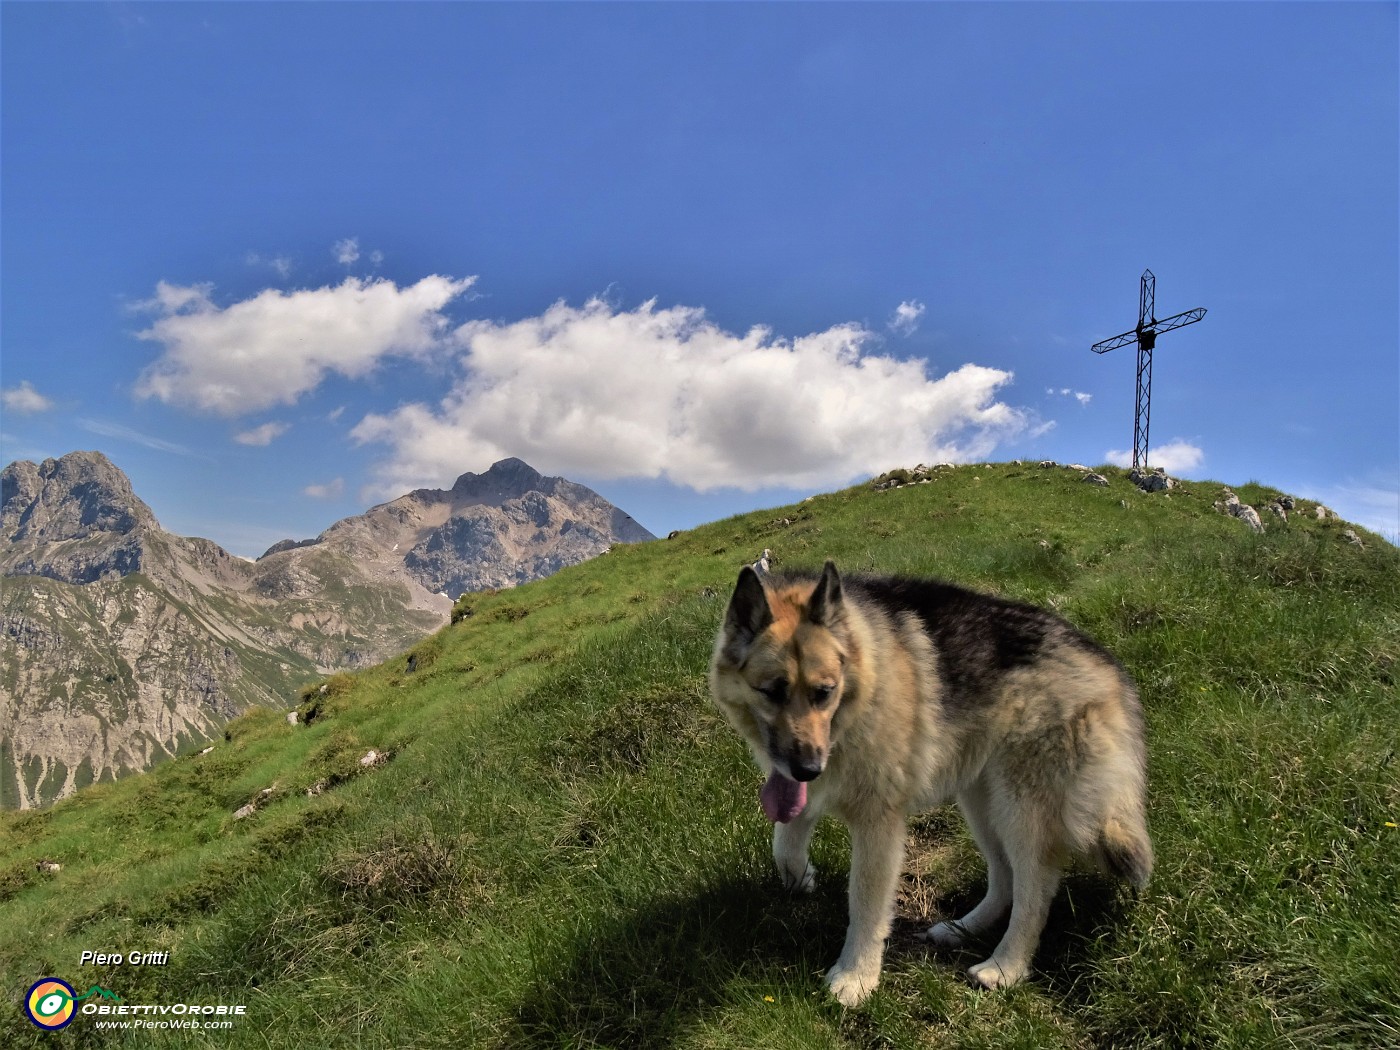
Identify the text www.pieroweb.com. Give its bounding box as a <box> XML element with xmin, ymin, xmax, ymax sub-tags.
<box><xmin>93</xmin><ymin>1017</ymin><xmax>236</xmax><ymax>1031</ymax></box>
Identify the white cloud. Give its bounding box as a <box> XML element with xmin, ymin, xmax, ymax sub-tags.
<box><xmin>1047</xmin><ymin>387</ymin><xmax>1092</xmax><ymax>406</ymax></box>
<box><xmin>303</xmin><ymin>477</ymin><xmax>345</xmax><ymax>499</ymax></box>
<box><xmin>78</xmin><ymin>418</ymin><xmax>196</xmax><ymax>457</ymax></box>
<box><xmin>351</xmin><ymin>296</ymin><xmax>1029</xmax><ymax>498</ymax></box>
<box><xmin>1105</xmin><ymin>439</ymin><xmax>1205</xmax><ymax>474</ymax></box>
<box><xmin>131</xmin><ymin>280</ymin><xmax>214</xmax><ymax>314</ymax></box>
<box><xmin>133</xmin><ymin>275</ymin><xmax>476</xmax><ymax>416</ymax></box>
<box><xmin>245</xmin><ymin>252</ymin><xmax>292</xmax><ymax>278</ymax></box>
<box><xmin>888</xmin><ymin>299</ymin><xmax>926</xmax><ymax>336</ymax></box>
<box><xmin>2</xmin><ymin>380</ymin><xmax>54</xmax><ymax>414</ymax></box>
<box><xmin>333</xmin><ymin>238</ymin><xmax>360</xmax><ymax>265</ymax></box>
<box><xmin>233</xmin><ymin>421</ymin><xmax>290</xmax><ymax>446</ymax></box>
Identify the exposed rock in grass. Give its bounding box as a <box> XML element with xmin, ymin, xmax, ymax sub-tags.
<box><xmin>1214</xmin><ymin>488</ymin><xmax>1265</xmax><ymax>533</ymax></box>
<box><xmin>1129</xmin><ymin>467</ymin><xmax>1176</xmax><ymax>493</ymax></box>
<box><xmin>301</xmin><ymin>750</ymin><xmax>388</xmax><ymax>796</ymax></box>
<box><xmin>1083</xmin><ymin>473</ymin><xmax>1110</xmax><ymax>487</ymax></box>
<box><xmin>234</xmin><ymin>784</ymin><xmax>278</xmax><ymax>819</ymax></box>
<box><xmin>872</xmin><ymin>464</ymin><xmax>943</xmax><ymax>491</ymax></box>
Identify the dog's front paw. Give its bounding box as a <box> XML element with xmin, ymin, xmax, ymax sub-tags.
<box><xmin>922</xmin><ymin>920</ymin><xmax>971</xmax><ymax>949</ymax></box>
<box><xmin>779</xmin><ymin>861</ymin><xmax>816</xmax><ymax>894</ymax></box>
<box><xmin>825</xmin><ymin>961</ymin><xmax>879</xmax><ymax>1007</ymax></box>
<box><xmin>967</xmin><ymin>956</ymin><xmax>1027</xmax><ymax>990</ymax></box>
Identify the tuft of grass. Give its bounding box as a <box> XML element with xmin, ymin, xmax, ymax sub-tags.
<box><xmin>321</xmin><ymin>819</ymin><xmax>476</xmax><ymax>910</ymax></box>
<box><xmin>296</xmin><ymin>671</ymin><xmax>359</xmax><ymax>724</ymax></box>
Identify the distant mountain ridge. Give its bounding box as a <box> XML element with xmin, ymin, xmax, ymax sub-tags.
<box><xmin>268</xmin><ymin>457</ymin><xmax>654</xmax><ymax>599</ymax></box>
<box><xmin>0</xmin><ymin>451</ymin><xmax>653</xmax><ymax>808</ymax></box>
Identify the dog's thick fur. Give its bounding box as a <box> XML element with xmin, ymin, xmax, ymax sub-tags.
<box><xmin>709</xmin><ymin>561</ymin><xmax>1152</xmax><ymax>1004</ymax></box>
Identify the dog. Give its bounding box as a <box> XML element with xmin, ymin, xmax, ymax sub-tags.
<box><xmin>708</xmin><ymin>560</ymin><xmax>1152</xmax><ymax>1005</ymax></box>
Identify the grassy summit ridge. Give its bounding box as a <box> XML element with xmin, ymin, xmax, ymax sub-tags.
<box><xmin>2</xmin><ymin>463</ymin><xmax>1396</xmax><ymax>1048</ymax></box>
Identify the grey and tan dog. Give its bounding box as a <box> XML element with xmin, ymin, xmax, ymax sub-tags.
<box><xmin>709</xmin><ymin>561</ymin><xmax>1152</xmax><ymax>1005</ymax></box>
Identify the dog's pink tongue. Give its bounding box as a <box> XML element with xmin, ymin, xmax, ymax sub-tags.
<box><xmin>760</xmin><ymin>770</ymin><xmax>807</xmax><ymax>824</ymax></box>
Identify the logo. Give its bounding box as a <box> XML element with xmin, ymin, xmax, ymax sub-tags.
<box><xmin>24</xmin><ymin>979</ymin><xmax>123</xmax><ymax>1029</ymax></box>
<box><xmin>25</xmin><ymin>978</ymin><xmax>77</xmax><ymax>1030</ymax></box>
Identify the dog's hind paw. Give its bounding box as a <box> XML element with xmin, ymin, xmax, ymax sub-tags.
<box><xmin>779</xmin><ymin>861</ymin><xmax>816</xmax><ymax>894</ymax></box>
<box><xmin>824</xmin><ymin>962</ymin><xmax>878</xmax><ymax>1007</ymax></box>
<box><xmin>922</xmin><ymin>920</ymin><xmax>971</xmax><ymax>948</ymax></box>
<box><xmin>967</xmin><ymin>957</ymin><xmax>1027</xmax><ymax>990</ymax></box>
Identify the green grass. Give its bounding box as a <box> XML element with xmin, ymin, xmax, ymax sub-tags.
<box><xmin>2</xmin><ymin>463</ymin><xmax>1397</xmax><ymax>1048</ymax></box>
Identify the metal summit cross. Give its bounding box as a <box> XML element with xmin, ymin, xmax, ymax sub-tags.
<box><xmin>1092</xmin><ymin>270</ymin><xmax>1206</xmax><ymax>470</ymax></box>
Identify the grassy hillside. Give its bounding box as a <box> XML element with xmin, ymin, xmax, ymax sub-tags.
<box><xmin>2</xmin><ymin>463</ymin><xmax>1396</xmax><ymax>1048</ymax></box>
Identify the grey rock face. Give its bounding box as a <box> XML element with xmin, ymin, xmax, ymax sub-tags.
<box><xmin>2</xmin><ymin>452</ymin><xmax>159</xmax><ymax>584</ymax></box>
<box><xmin>405</xmin><ymin>511</ymin><xmax>513</xmax><ymax>593</ymax></box>
<box><xmin>2</xmin><ymin>451</ymin><xmax>156</xmax><ymax>544</ymax></box>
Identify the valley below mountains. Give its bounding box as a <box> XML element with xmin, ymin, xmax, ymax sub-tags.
<box><xmin>0</xmin><ymin>451</ymin><xmax>653</xmax><ymax>808</ymax></box>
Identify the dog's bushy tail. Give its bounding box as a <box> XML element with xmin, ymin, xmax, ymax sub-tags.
<box><xmin>1098</xmin><ymin>813</ymin><xmax>1153</xmax><ymax>892</ymax></box>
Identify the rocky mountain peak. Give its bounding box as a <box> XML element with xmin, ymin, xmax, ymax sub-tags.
<box><xmin>2</xmin><ymin>450</ymin><xmax>157</xmax><ymax>545</ymax></box>
<box><xmin>449</xmin><ymin>457</ymin><xmax>548</xmax><ymax>501</ymax></box>
<box><xmin>314</xmin><ymin>456</ymin><xmax>654</xmax><ymax>599</ymax></box>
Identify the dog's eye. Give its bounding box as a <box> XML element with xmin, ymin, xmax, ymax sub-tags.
<box><xmin>757</xmin><ymin>680</ymin><xmax>788</xmax><ymax>704</ymax></box>
<box><xmin>811</xmin><ymin>684</ymin><xmax>835</xmax><ymax>705</ymax></box>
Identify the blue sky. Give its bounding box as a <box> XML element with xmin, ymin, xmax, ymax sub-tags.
<box><xmin>3</xmin><ymin>2</ymin><xmax>1396</xmax><ymax>555</ymax></box>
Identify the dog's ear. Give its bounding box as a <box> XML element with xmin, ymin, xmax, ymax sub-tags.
<box><xmin>807</xmin><ymin>560</ymin><xmax>844</xmax><ymax>626</ymax></box>
<box><xmin>722</xmin><ymin>565</ymin><xmax>773</xmax><ymax>662</ymax></box>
